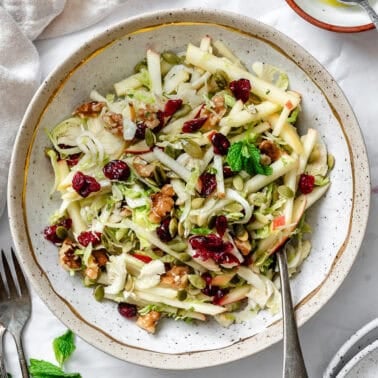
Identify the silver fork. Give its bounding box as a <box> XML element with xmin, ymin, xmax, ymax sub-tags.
<box><xmin>0</xmin><ymin>249</ymin><xmax>31</xmax><ymax>378</ymax></box>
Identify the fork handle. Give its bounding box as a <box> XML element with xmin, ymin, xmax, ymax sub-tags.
<box><xmin>277</xmin><ymin>251</ymin><xmax>308</xmax><ymax>378</ymax></box>
<box><xmin>0</xmin><ymin>326</ymin><xmax>8</xmax><ymax>378</ymax></box>
<box><xmin>14</xmin><ymin>334</ymin><xmax>29</xmax><ymax>378</ymax></box>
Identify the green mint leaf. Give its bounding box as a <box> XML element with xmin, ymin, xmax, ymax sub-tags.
<box><xmin>7</xmin><ymin>374</ymin><xmax>12</xmax><ymax>378</ymax></box>
<box><xmin>226</xmin><ymin>142</ymin><xmax>243</xmax><ymax>172</ymax></box>
<box><xmin>247</xmin><ymin>142</ymin><xmax>273</xmax><ymax>176</ymax></box>
<box><xmin>191</xmin><ymin>227</ymin><xmax>212</xmax><ymax>235</ymax></box>
<box><xmin>53</xmin><ymin>330</ymin><xmax>76</xmax><ymax>367</ymax></box>
<box><xmin>29</xmin><ymin>359</ymin><xmax>81</xmax><ymax>378</ymax></box>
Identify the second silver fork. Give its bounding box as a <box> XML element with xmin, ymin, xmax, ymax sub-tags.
<box><xmin>0</xmin><ymin>248</ymin><xmax>31</xmax><ymax>378</ymax></box>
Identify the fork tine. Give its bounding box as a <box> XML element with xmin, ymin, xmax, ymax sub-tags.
<box><xmin>1</xmin><ymin>249</ymin><xmax>18</xmax><ymax>298</ymax></box>
<box><xmin>11</xmin><ymin>248</ymin><xmax>29</xmax><ymax>299</ymax></box>
<box><xmin>0</xmin><ymin>265</ymin><xmax>8</xmax><ymax>301</ymax></box>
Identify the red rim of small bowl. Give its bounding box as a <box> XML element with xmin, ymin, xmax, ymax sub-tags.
<box><xmin>286</xmin><ymin>0</ymin><xmax>374</xmax><ymax>33</ymax></box>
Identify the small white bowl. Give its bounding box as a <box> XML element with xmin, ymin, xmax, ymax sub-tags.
<box><xmin>286</xmin><ymin>0</ymin><xmax>378</xmax><ymax>32</ymax></box>
<box><xmin>324</xmin><ymin>318</ymin><xmax>378</xmax><ymax>377</ymax></box>
<box><xmin>338</xmin><ymin>340</ymin><xmax>378</xmax><ymax>377</ymax></box>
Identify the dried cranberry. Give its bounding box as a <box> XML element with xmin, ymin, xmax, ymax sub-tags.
<box><xmin>211</xmin><ymin>133</ymin><xmax>230</xmax><ymax>155</ymax></box>
<box><xmin>135</xmin><ymin>122</ymin><xmax>147</xmax><ymax>139</ymax></box>
<box><xmin>202</xmin><ymin>285</ymin><xmax>219</xmax><ymax>297</ymax></box>
<box><xmin>164</xmin><ymin>99</ymin><xmax>183</xmax><ymax>117</ymax></box>
<box><xmin>60</xmin><ymin>218</ymin><xmax>72</xmax><ymax>229</ymax></box>
<box><xmin>103</xmin><ymin>160</ymin><xmax>130</xmax><ymax>181</ymax></box>
<box><xmin>133</xmin><ymin>253</ymin><xmax>152</xmax><ymax>263</ymax></box>
<box><xmin>190</xmin><ymin>234</ymin><xmax>239</xmax><ymax>266</ymax></box>
<box><xmin>77</xmin><ymin>231</ymin><xmax>102</xmax><ymax>247</ymax></box>
<box><xmin>217</xmin><ymin>253</ymin><xmax>239</xmax><ymax>265</ymax></box>
<box><xmin>118</xmin><ymin>302</ymin><xmax>137</xmax><ymax>318</ymax></box>
<box><xmin>229</xmin><ymin>78</ymin><xmax>251</xmax><ymax>103</ymax></box>
<box><xmin>182</xmin><ymin>117</ymin><xmax>208</xmax><ymax>133</ymax></box>
<box><xmin>156</xmin><ymin>217</ymin><xmax>173</xmax><ymax>242</ymax></box>
<box><xmin>299</xmin><ymin>174</ymin><xmax>315</xmax><ymax>194</ymax></box>
<box><xmin>198</xmin><ymin>172</ymin><xmax>217</xmax><ymax>197</ymax></box>
<box><xmin>66</xmin><ymin>153</ymin><xmax>81</xmax><ymax>167</ymax></box>
<box><xmin>72</xmin><ymin>172</ymin><xmax>101</xmax><ymax>198</ymax></box>
<box><xmin>202</xmin><ymin>272</ymin><xmax>213</xmax><ymax>286</ymax></box>
<box><xmin>190</xmin><ymin>234</ymin><xmax>223</xmax><ymax>252</ymax></box>
<box><xmin>215</xmin><ymin>215</ymin><xmax>228</xmax><ymax>237</ymax></box>
<box><xmin>43</xmin><ymin>225</ymin><xmax>61</xmax><ymax>244</ymax></box>
<box><xmin>223</xmin><ymin>166</ymin><xmax>234</xmax><ymax>178</ymax></box>
<box><xmin>212</xmin><ymin>288</ymin><xmax>229</xmax><ymax>305</ymax></box>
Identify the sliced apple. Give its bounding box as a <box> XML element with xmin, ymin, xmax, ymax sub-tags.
<box><xmin>125</xmin><ymin>140</ymin><xmax>152</xmax><ymax>154</ymax></box>
<box><xmin>211</xmin><ymin>272</ymin><xmax>236</xmax><ymax>287</ymax></box>
<box><xmin>272</xmin><ymin>215</ymin><xmax>286</xmax><ymax>230</ymax></box>
<box><xmin>217</xmin><ymin>285</ymin><xmax>251</xmax><ymax>306</ymax></box>
<box><xmin>268</xmin><ymin>196</ymin><xmax>307</xmax><ymax>255</ymax></box>
<box><xmin>305</xmin><ymin>139</ymin><xmax>328</xmax><ymax>177</ymax></box>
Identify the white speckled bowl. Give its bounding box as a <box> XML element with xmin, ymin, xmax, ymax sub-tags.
<box><xmin>8</xmin><ymin>9</ymin><xmax>370</xmax><ymax>369</ymax></box>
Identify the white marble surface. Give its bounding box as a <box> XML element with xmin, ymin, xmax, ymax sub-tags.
<box><xmin>1</xmin><ymin>0</ymin><xmax>378</xmax><ymax>377</ymax></box>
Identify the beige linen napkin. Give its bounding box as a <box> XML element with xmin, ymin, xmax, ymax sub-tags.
<box><xmin>0</xmin><ymin>0</ymin><xmax>125</xmax><ymax>216</ymax></box>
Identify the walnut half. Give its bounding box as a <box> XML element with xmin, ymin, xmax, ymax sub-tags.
<box><xmin>59</xmin><ymin>239</ymin><xmax>82</xmax><ymax>270</ymax></box>
<box><xmin>73</xmin><ymin>101</ymin><xmax>105</xmax><ymax>118</ymax></box>
<box><xmin>136</xmin><ymin>311</ymin><xmax>161</xmax><ymax>333</ymax></box>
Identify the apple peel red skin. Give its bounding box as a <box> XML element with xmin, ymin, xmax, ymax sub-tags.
<box><xmin>269</xmin><ymin>197</ymin><xmax>307</xmax><ymax>256</ymax></box>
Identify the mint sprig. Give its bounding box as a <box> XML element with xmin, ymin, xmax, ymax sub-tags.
<box><xmin>29</xmin><ymin>359</ymin><xmax>81</xmax><ymax>378</ymax></box>
<box><xmin>53</xmin><ymin>330</ymin><xmax>76</xmax><ymax>367</ymax></box>
<box><xmin>28</xmin><ymin>330</ymin><xmax>81</xmax><ymax>378</ymax></box>
<box><xmin>226</xmin><ymin>140</ymin><xmax>272</xmax><ymax>176</ymax></box>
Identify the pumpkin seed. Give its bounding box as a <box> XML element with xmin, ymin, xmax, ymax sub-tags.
<box><xmin>225</xmin><ymin>202</ymin><xmax>243</xmax><ymax>213</ymax></box>
<box><xmin>169</xmin><ymin>240</ymin><xmax>187</xmax><ymax>252</ymax></box>
<box><xmin>232</xmin><ymin>176</ymin><xmax>244</xmax><ymax>191</ymax></box>
<box><xmin>55</xmin><ymin>226</ymin><xmax>68</xmax><ymax>240</ymax></box>
<box><xmin>93</xmin><ymin>285</ymin><xmax>104</xmax><ymax>301</ymax></box>
<box><xmin>327</xmin><ymin>154</ymin><xmax>335</xmax><ymax>170</ymax></box>
<box><xmin>162</xmin><ymin>51</ymin><xmax>181</xmax><ymax>64</ymax></box>
<box><xmin>235</xmin><ymin>224</ymin><xmax>249</xmax><ymax>241</ymax></box>
<box><xmin>213</xmin><ymin>69</ymin><xmax>228</xmax><ymax>89</ymax></box>
<box><xmin>171</xmin><ymin>104</ymin><xmax>191</xmax><ymax>121</ymax></box>
<box><xmin>278</xmin><ymin>185</ymin><xmax>294</xmax><ymax>199</ymax></box>
<box><xmin>177</xmin><ymin>290</ymin><xmax>188</xmax><ymax>301</ymax></box>
<box><xmin>164</xmin><ymin>145</ymin><xmax>181</xmax><ymax>159</ymax></box>
<box><xmin>161</xmin><ymin>59</ymin><xmax>173</xmax><ymax>76</ymax></box>
<box><xmin>188</xmin><ymin>274</ymin><xmax>206</xmax><ymax>289</ymax></box>
<box><xmin>183</xmin><ymin>140</ymin><xmax>204</xmax><ymax>159</ymax></box>
<box><xmin>153</xmin><ymin>165</ymin><xmax>167</xmax><ymax>186</ymax></box>
<box><xmin>178</xmin><ymin>222</ymin><xmax>185</xmax><ymax>237</ymax></box>
<box><xmin>191</xmin><ymin>197</ymin><xmax>205</xmax><ymax>209</ymax></box>
<box><xmin>169</xmin><ymin>218</ymin><xmax>178</xmax><ymax>238</ymax></box>
<box><xmin>177</xmin><ymin>252</ymin><xmax>191</xmax><ymax>262</ymax></box>
<box><xmin>145</xmin><ymin>128</ymin><xmax>156</xmax><ymax>147</ymax></box>
<box><xmin>134</xmin><ymin>58</ymin><xmax>147</xmax><ymax>73</ymax></box>
<box><xmin>248</xmin><ymin>192</ymin><xmax>266</xmax><ymax>206</ymax></box>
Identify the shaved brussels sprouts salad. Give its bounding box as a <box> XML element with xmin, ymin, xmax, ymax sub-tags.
<box><xmin>44</xmin><ymin>36</ymin><xmax>333</xmax><ymax>333</ymax></box>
